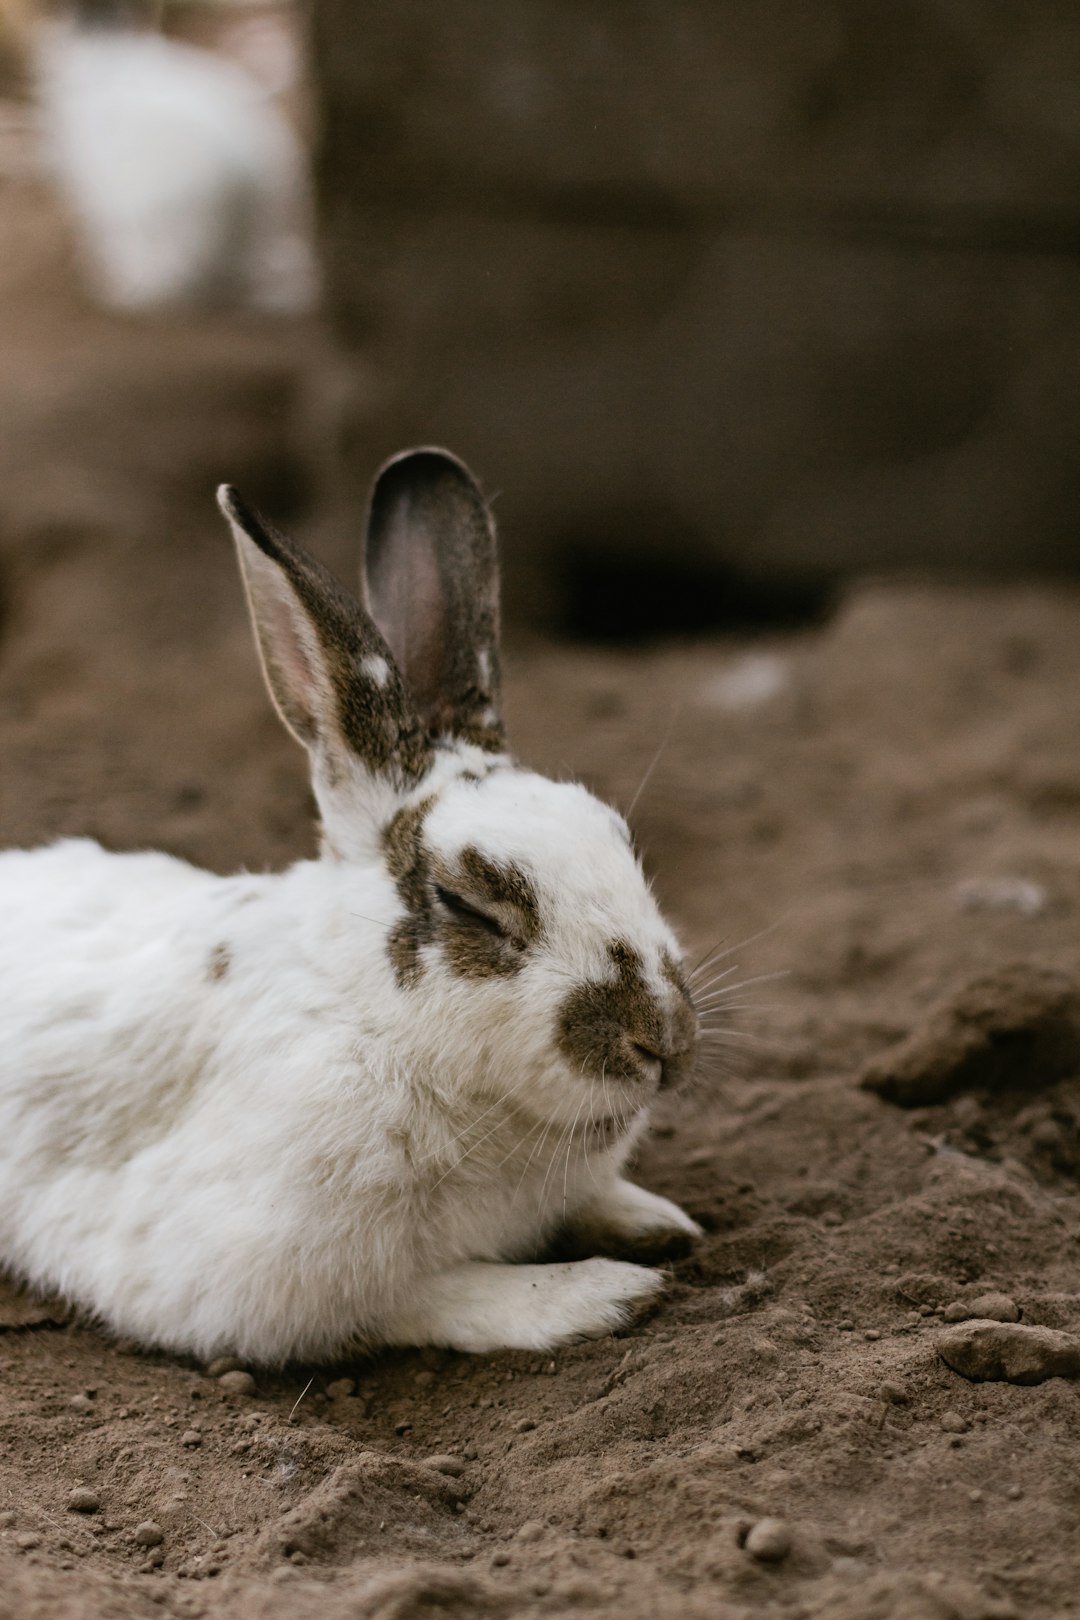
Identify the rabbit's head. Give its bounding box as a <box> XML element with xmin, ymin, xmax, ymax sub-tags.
<box><xmin>218</xmin><ymin>450</ymin><xmax>698</xmax><ymax>1135</ymax></box>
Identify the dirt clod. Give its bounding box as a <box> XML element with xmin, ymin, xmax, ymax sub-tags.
<box><xmin>860</xmin><ymin>964</ymin><xmax>1080</xmax><ymax>1106</ymax></box>
<box><xmin>942</xmin><ymin>1293</ymin><xmax>1020</xmax><ymax>1324</ymax></box>
<box><xmin>423</xmin><ymin>1455</ymin><xmax>465</xmax><ymax>1477</ymax></box>
<box><xmin>744</xmin><ymin>1518</ymin><xmax>792</xmax><ymax>1562</ymax></box>
<box><xmin>133</xmin><ymin>1523</ymin><xmax>164</xmax><ymax>1548</ymax></box>
<box><xmin>217</xmin><ymin>1371</ymin><xmax>257</xmax><ymax>1397</ymax></box>
<box><xmin>937</xmin><ymin>1321</ymin><xmax>1080</xmax><ymax>1384</ymax></box>
<box><xmin>66</xmin><ymin>1488</ymin><xmax>100</xmax><ymax>1514</ymax></box>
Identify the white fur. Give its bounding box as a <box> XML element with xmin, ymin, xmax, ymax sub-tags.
<box><xmin>0</xmin><ymin>461</ymin><xmax>701</xmax><ymax>1363</ymax></box>
<box><xmin>33</xmin><ymin>20</ymin><xmax>315</xmax><ymax>312</ymax></box>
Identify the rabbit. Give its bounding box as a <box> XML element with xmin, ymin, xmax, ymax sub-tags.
<box><xmin>31</xmin><ymin>5</ymin><xmax>316</xmax><ymax>312</ymax></box>
<box><xmin>0</xmin><ymin>449</ymin><xmax>702</xmax><ymax>1364</ymax></box>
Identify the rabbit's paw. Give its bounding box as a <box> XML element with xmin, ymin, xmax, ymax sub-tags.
<box><xmin>561</xmin><ymin>1177</ymin><xmax>703</xmax><ymax>1264</ymax></box>
<box><xmin>379</xmin><ymin>1259</ymin><xmax>664</xmax><ymax>1353</ymax></box>
<box><xmin>540</xmin><ymin>1258</ymin><xmax>666</xmax><ymax>1345</ymax></box>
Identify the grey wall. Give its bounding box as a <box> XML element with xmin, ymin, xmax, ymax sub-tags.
<box><xmin>313</xmin><ymin>2</ymin><xmax>1080</xmax><ymax>622</ymax></box>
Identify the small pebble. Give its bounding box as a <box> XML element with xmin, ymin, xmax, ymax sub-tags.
<box><xmin>16</xmin><ymin>1532</ymin><xmax>42</xmax><ymax>1550</ymax></box>
<box><xmin>181</xmin><ymin>1430</ymin><xmax>202</xmax><ymax>1448</ymax></box>
<box><xmin>217</xmin><ymin>1371</ymin><xmax>257</xmax><ymax>1397</ymax></box>
<box><xmin>67</xmin><ymin>1488</ymin><xmax>101</xmax><ymax>1514</ymax></box>
<box><xmin>326</xmin><ymin>1378</ymin><xmax>356</xmax><ymax>1399</ymax></box>
<box><xmin>1007</xmin><ymin>1484</ymin><xmax>1023</xmax><ymax>1500</ymax></box>
<box><xmin>0</xmin><ymin>1511</ymin><xmax>15</xmax><ymax>1527</ymax></box>
<box><xmin>424</xmin><ymin>1454</ymin><xmax>465</xmax><ymax>1477</ymax></box>
<box><xmin>940</xmin><ymin>1411</ymin><xmax>969</xmax><ymax>1434</ymax></box>
<box><xmin>517</xmin><ymin>1521</ymin><xmax>545</xmax><ymax>1543</ymax></box>
<box><xmin>879</xmin><ymin>1382</ymin><xmax>909</xmax><ymax>1406</ymax></box>
<box><xmin>969</xmin><ymin>1489</ymin><xmax>984</xmax><ymax>1503</ymax></box>
<box><xmin>134</xmin><ymin>1522</ymin><xmax>164</xmax><ymax>1548</ymax></box>
<box><xmin>836</xmin><ymin>1320</ymin><xmax>855</xmax><ymax>1332</ymax></box>
<box><xmin>412</xmin><ymin>1370</ymin><xmax>436</xmax><ymax>1388</ymax></box>
<box><xmin>745</xmin><ymin>1518</ymin><xmax>792</xmax><ymax>1563</ymax></box>
<box><xmin>141</xmin><ymin>1549</ymin><xmax>165</xmax><ymax>1571</ymax></box>
<box><xmin>463</xmin><ymin>1445</ymin><xmax>478</xmax><ymax>1460</ymax></box>
<box><xmin>68</xmin><ymin>1394</ymin><xmax>94</xmax><ymax>1414</ymax></box>
<box><xmin>491</xmin><ymin>1550</ymin><xmax>511</xmax><ymax>1567</ymax></box>
<box><xmin>1030</xmin><ymin>1118</ymin><xmax>1064</xmax><ymax>1153</ymax></box>
<box><xmin>515</xmin><ymin>1418</ymin><xmax>536</xmax><ymax>1433</ymax></box>
<box><xmin>205</xmin><ymin>1357</ymin><xmax>245</xmax><ymax>1379</ymax></box>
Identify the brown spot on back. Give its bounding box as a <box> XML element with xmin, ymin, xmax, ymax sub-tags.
<box><xmin>207</xmin><ymin>944</ymin><xmax>231</xmax><ymax>982</ymax></box>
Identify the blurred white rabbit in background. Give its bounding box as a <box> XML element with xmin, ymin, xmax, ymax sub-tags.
<box><xmin>30</xmin><ymin>0</ymin><xmax>317</xmax><ymax>312</ymax></box>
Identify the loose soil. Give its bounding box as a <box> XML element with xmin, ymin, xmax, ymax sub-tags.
<box><xmin>2</xmin><ymin>159</ymin><xmax>1080</xmax><ymax>1620</ymax></box>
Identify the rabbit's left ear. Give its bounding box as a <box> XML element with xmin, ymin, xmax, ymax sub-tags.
<box><xmin>363</xmin><ymin>448</ymin><xmax>505</xmax><ymax>752</ymax></box>
<box><xmin>218</xmin><ymin>487</ymin><xmax>433</xmax><ymax>845</ymax></box>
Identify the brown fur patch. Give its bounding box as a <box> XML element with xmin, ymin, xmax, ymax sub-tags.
<box><xmin>557</xmin><ymin>941</ymin><xmax>698</xmax><ymax>1089</ymax></box>
<box><xmin>382</xmin><ymin>805</ymin><xmax>541</xmax><ymax>986</ymax></box>
<box><xmin>383</xmin><ymin>797</ymin><xmax>438</xmax><ymax>986</ymax></box>
<box><xmin>455</xmin><ymin>847</ymin><xmax>541</xmax><ymax>942</ymax></box>
<box><xmin>207</xmin><ymin>944</ymin><xmax>232</xmax><ymax>983</ymax></box>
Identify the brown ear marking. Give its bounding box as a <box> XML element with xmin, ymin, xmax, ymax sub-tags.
<box><xmin>219</xmin><ymin>485</ymin><xmax>432</xmax><ymax>787</ymax></box>
<box><xmin>364</xmin><ymin>450</ymin><xmax>505</xmax><ymax>753</ymax></box>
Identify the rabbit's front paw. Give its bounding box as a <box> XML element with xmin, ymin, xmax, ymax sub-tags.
<box><xmin>561</xmin><ymin>1177</ymin><xmax>703</xmax><ymax>1264</ymax></box>
<box><xmin>542</xmin><ymin>1257</ymin><xmax>665</xmax><ymax>1344</ymax></box>
<box><xmin>379</xmin><ymin>1259</ymin><xmax>665</xmax><ymax>1353</ymax></box>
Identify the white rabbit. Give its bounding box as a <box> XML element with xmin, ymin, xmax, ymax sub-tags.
<box><xmin>32</xmin><ymin>7</ymin><xmax>315</xmax><ymax>312</ymax></box>
<box><xmin>0</xmin><ymin>450</ymin><xmax>701</xmax><ymax>1363</ymax></box>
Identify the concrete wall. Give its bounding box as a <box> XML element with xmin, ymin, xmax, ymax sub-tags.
<box><xmin>312</xmin><ymin>2</ymin><xmax>1080</xmax><ymax>619</ymax></box>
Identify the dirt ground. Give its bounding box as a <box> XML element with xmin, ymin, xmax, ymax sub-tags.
<box><xmin>2</xmin><ymin>159</ymin><xmax>1080</xmax><ymax>1620</ymax></box>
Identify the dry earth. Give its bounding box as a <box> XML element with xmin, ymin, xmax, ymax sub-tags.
<box><xmin>2</xmin><ymin>160</ymin><xmax>1080</xmax><ymax>1620</ymax></box>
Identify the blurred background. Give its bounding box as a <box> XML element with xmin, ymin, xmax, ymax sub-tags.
<box><xmin>1</xmin><ymin>0</ymin><xmax>1077</xmax><ymax>644</ymax></box>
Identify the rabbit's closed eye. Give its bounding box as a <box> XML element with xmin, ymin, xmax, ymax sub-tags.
<box><xmin>434</xmin><ymin>884</ymin><xmax>507</xmax><ymax>939</ymax></box>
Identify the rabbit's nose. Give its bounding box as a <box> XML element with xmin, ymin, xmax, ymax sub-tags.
<box><xmin>631</xmin><ymin>1042</ymin><xmax>664</xmax><ymax>1087</ymax></box>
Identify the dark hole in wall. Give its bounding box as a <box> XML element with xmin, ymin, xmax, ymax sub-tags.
<box><xmin>553</xmin><ymin>507</ymin><xmax>835</xmax><ymax>642</ymax></box>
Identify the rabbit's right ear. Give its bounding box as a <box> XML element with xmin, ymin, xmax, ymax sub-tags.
<box><xmin>218</xmin><ymin>487</ymin><xmax>432</xmax><ymax>844</ymax></box>
<box><xmin>363</xmin><ymin>449</ymin><xmax>505</xmax><ymax>752</ymax></box>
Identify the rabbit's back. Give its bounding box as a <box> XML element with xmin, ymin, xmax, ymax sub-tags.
<box><xmin>0</xmin><ymin>839</ymin><xmax>214</xmax><ymax>1167</ymax></box>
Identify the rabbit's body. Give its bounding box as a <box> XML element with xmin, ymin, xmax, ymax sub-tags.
<box><xmin>33</xmin><ymin>19</ymin><xmax>315</xmax><ymax>312</ymax></box>
<box><xmin>0</xmin><ymin>453</ymin><xmax>701</xmax><ymax>1362</ymax></box>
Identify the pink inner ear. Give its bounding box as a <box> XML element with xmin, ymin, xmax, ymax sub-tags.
<box><xmin>378</xmin><ymin>538</ymin><xmax>449</xmax><ymax>720</ymax></box>
<box><xmin>246</xmin><ymin>545</ymin><xmax>329</xmax><ymax>746</ymax></box>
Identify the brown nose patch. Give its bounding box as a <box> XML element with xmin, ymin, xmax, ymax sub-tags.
<box><xmin>556</xmin><ymin>941</ymin><xmax>698</xmax><ymax>1086</ymax></box>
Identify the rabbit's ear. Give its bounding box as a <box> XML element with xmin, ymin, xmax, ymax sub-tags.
<box><xmin>363</xmin><ymin>448</ymin><xmax>505</xmax><ymax>752</ymax></box>
<box><xmin>218</xmin><ymin>487</ymin><xmax>432</xmax><ymax>808</ymax></box>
